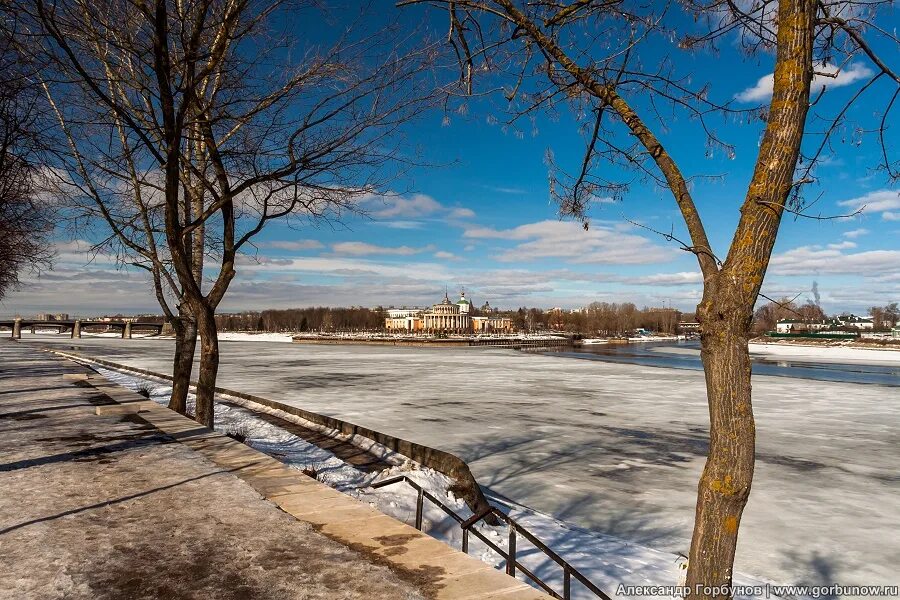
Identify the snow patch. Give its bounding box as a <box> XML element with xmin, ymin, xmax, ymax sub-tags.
<box><xmin>749</xmin><ymin>342</ymin><xmax>900</xmax><ymax>365</ymax></box>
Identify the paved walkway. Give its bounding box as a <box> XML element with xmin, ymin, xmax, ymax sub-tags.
<box><xmin>0</xmin><ymin>341</ymin><xmax>543</xmax><ymax>600</ymax></box>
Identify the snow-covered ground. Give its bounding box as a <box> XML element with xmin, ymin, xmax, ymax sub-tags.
<box><xmin>217</xmin><ymin>331</ymin><xmax>295</xmax><ymax>343</ymax></box>
<box><xmin>749</xmin><ymin>341</ymin><xmax>900</xmax><ymax>365</ymax></box>
<box><xmin>20</xmin><ymin>334</ymin><xmax>900</xmax><ymax>591</ymax></box>
<box><xmin>648</xmin><ymin>342</ymin><xmax>900</xmax><ymax>366</ymax></box>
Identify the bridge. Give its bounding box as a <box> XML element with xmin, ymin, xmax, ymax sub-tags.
<box><xmin>0</xmin><ymin>319</ymin><xmax>163</xmax><ymax>339</ymax></box>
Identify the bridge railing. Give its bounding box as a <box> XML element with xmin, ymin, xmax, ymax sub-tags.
<box><xmin>370</xmin><ymin>475</ymin><xmax>611</xmax><ymax>600</ymax></box>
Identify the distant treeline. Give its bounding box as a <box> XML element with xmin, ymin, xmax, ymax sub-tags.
<box><xmin>215</xmin><ymin>307</ymin><xmax>386</xmax><ymax>332</ymax></box>
<box><xmin>505</xmin><ymin>303</ymin><xmax>683</xmax><ymax>335</ymax></box>
<box><xmin>139</xmin><ymin>299</ymin><xmax>900</xmax><ymax>336</ymax></box>
<box><xmin>752</xmin><ymin>299</ymin><xmax>899</xmax><ymax>334</ymax></box>
<box><xmin>214</xmin><ymin>302</ymin><xmax>685</xmax><ymax>335</ymax></box>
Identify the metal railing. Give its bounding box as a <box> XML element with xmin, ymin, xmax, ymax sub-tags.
<box><xmin>370</xmin><ymin>475</ymin><xmax>611</xmax><ymax>600</ymax></box>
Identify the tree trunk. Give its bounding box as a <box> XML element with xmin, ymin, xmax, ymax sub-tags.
<box><xmin>687</xmin><ymin>292</ymin><xmax>755</xmax><ymax>598</ymax></box>
<box><xmin>194</xmin><ymin>304</ymin><xmax>219</xmax><ymax>429</ymax></box>
<box><xmin>168</xmin><ymin>311</ymin><xmax>197</xmax><ymax>415</ymax></box>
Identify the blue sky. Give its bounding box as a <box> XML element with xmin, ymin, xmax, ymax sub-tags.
<box><xmin>3</xmin><ymin>2</ymin><xmax>898</xmax><ymax>317</ymax></box>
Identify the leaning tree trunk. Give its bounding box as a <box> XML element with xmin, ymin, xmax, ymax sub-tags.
<box><xmin>687</xmin><ymin>287</ymin><xmax>756</xmax><ymax>598</ymax></box>
<box><xmin>168</xmin><ymin>310</ymin><xmax>197</xmax><ymax>415</ymax></box>
<box><xmin>194</xmin><ymin>304</ymin><xmax>219</xmax><ymax>429</ymax></box>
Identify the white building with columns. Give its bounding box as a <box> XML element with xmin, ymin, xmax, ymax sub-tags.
<box><xmin>422</xmin><ymin>291</ymin><xmax>471</xmax><ymax>332</ymax></box>
<box><xmin>385</xmin><ymin>291</ymin><xmax>512</xmax><ymax>333</ymax></box>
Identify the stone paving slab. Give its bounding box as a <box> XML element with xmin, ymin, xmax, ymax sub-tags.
<box><xmin>0</xmin><ymin>342</ymin><xmax>546</xmax><ymax>599</ymax></box>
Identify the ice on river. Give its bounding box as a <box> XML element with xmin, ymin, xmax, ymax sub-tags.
<box><xmin>22</xmin><ymin>334</ymin><xmax>900</xmax><ymax>590</ymax></box>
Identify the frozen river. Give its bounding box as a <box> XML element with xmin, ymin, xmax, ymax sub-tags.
<box><xmin>552</xmin><ymin>341</ymin><xmax>900</xmax><ymax>386</ymax></box>
<box><xmin>21</xmin><ymin>335</ymin><xmax>900</xmax><ymax>589</ymax></box>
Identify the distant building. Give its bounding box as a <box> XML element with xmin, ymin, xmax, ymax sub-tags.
<box><xmin>837</xmin><ymin>314</ymin><xmax>874</xmax><ymax>330</ymax></box>
<box><xmin>472</xmin><ymin>316</ymin><xmax>514</xmax><ymax>333</ymax></box>
<box><xmin>386</xmin><ymin>308</ymin><xmax>423</xmax><ymax>319</ymax></box>
<box><xmin>678</xmin><ymin>321</ymin><xmax>700</xmax><ymax>333</ymax></box>
<box><xmin>384</xmin><ymin>291</ymin><xmax>513</xmax><ymax>333</ymax></box>
<box><xmin>775</xmin><ymin>314</ymin><xmax>875</xmax><ymax>333</ymax></box>
<box><xmin>423</xmin><ymin>291</ymin><xmax>471</xmax><ymax>332</ymax></box>
<box><xmin>385</xmin><ymin>308</ymin><xmax>424</xmax><ymax>332</ymax></box>
<box><xmin>35</xmin><ymin>313</ymin><xmax>69</xmax><ymax>321</ymax></box>
<box><xmin>775</xmin><ymin>319</ymin><xmax>807</xmax><ymax>334</ymax></box>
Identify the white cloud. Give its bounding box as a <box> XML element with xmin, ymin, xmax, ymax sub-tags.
<box><xmin>481</xmin><ymin>185</ymin><xmax>527</xmax><ymax>194</ymax></box>
<box><xmin>735</xmin><ymin>62</ymin><xmax>874</xmax><ymax>103</ymax></box>
<box><xmin>362</xmin><ymin>193</ymin><xmax>443</xmax><ymax>218</ymax></box>
<box><xmin>433</xmin><ymin>251</ymin><xmax>459</xmax><ymax>260</ymax></box>
<box><xmin>361</xmin><ymin>193</ymin><xmax>475</xmax><ymax>222</ymax></box>
<box><xmin>770</xmin><ymin>244</ymin><xmax>900</xmax><ymax>276</ymax></box>
<box><xmin>735</xmin><ymin>74</ymin><xmax>774</xmax><ymax>103</ymax></box>
<box><xmin>627</xmin><ymin>272</ymin><xmax>703</xmax><ymax>286</ymax></box>
<box><xmin>464</xmin><ymin>220</ymin><xmax>674</xmax><ymax>265</ymax></box>
<box><xmin>827</xmin><ymin>241</ymin><xmax>856</xmax><ymax>250</ymax></box>
<box><xmin>842</xmin><ymin>228</ymin><xmax>869</xmax><ymax>239</ymax></box>
<box><xmin>262</xmin><ymin>240</ymin><xmax>324</xmax><ymax>251</ymax></box>
<box><xmin>837</xmin><ymin>189</ymin><xmax>900</xmax><ymax>220</ymax></box>
<box><xmin>331</xmin><ymin>242</ymin><xmax>433</xmax><ymax>256</ymax></box>
<box><xmin>449</xmin><ymin>207</ymin><xmax>476</xmax><ymax>219</ymax></box>
<box><xmin>375</xmin><ymin>221</ymin><xmax>424</xmax><ymax>230</ymax></box>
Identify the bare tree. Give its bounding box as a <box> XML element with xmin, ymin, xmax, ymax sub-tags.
<box><xmin>0</xmin><ymin>14</ymin><xmax>53</xmax><ymax>300</ymax></box>
<box><xmin>19</xmin><ymin>1</ymin><xmax>202</xmax><ymax>415</ymax></box>
<box><xmin>23</xmin><ymin>0</ymin><xmax>437</xmax><ymax>427</ymax></box>
<box><xmin>401</xmin><ymin>0</ymin><xmax>898</xmax><ymax>595</ymax></box>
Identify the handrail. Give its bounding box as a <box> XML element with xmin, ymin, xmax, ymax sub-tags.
<box><xmin>370</xmin><ymin>475</ymin><xmax>611</xmax><ymax>600</ymax></box>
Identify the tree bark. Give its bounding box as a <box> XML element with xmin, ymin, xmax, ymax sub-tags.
<box><xmin>194</xmin><ymin>304</ymin><xmax>218</xmax><ymax>429</ymax></box>
<box><xmin>687</xmin><ymin>285</ymin><xmax>755</xmax><ymax>597</ymax></box>
<box><xmin>685</xmin><ymin>2</ymin><xmax>815</xmax><ymax>594</ymax></box>
<box><xmin>168</xmin><ymin>310</ymin><xmax>197</xmax><ymax>415</ymax></box>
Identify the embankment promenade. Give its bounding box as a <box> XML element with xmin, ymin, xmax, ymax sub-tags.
<box><xmin>0</xmin><ymin>341</ymin><xmax>543</xmax><ymax>600</ymax></box>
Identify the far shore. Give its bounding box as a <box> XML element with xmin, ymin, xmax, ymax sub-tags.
<box><xmin>749</xmin><ymin>337</ymin><xmax>900</xmax><ymax>365</ymax></box>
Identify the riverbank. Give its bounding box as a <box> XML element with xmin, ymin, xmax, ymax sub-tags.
<box><xmin>293</xmin><ymin>333</ymin><xmax>573</xmax><ymax>348</ymax></box>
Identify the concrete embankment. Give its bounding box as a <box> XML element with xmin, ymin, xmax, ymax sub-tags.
<box><xmin>49</xmin><ymin>349</ymin><xmax>496</xmax><ymax>519</ymax></box>
<box><xmin>0</xmin><ymin>341</ymin><xmax>544</xmax><ymax>600</ymax></box>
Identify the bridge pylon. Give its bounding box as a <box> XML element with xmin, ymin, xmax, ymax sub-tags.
<box><xmin>72</xmin><ymin>321</ymin><xmax>81</xmax><ymax>339</ymax></box>
<box><xmin>12</xmin><ymin>319</ymin><xmax>21</xmax><ymax>339</ymax></box>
